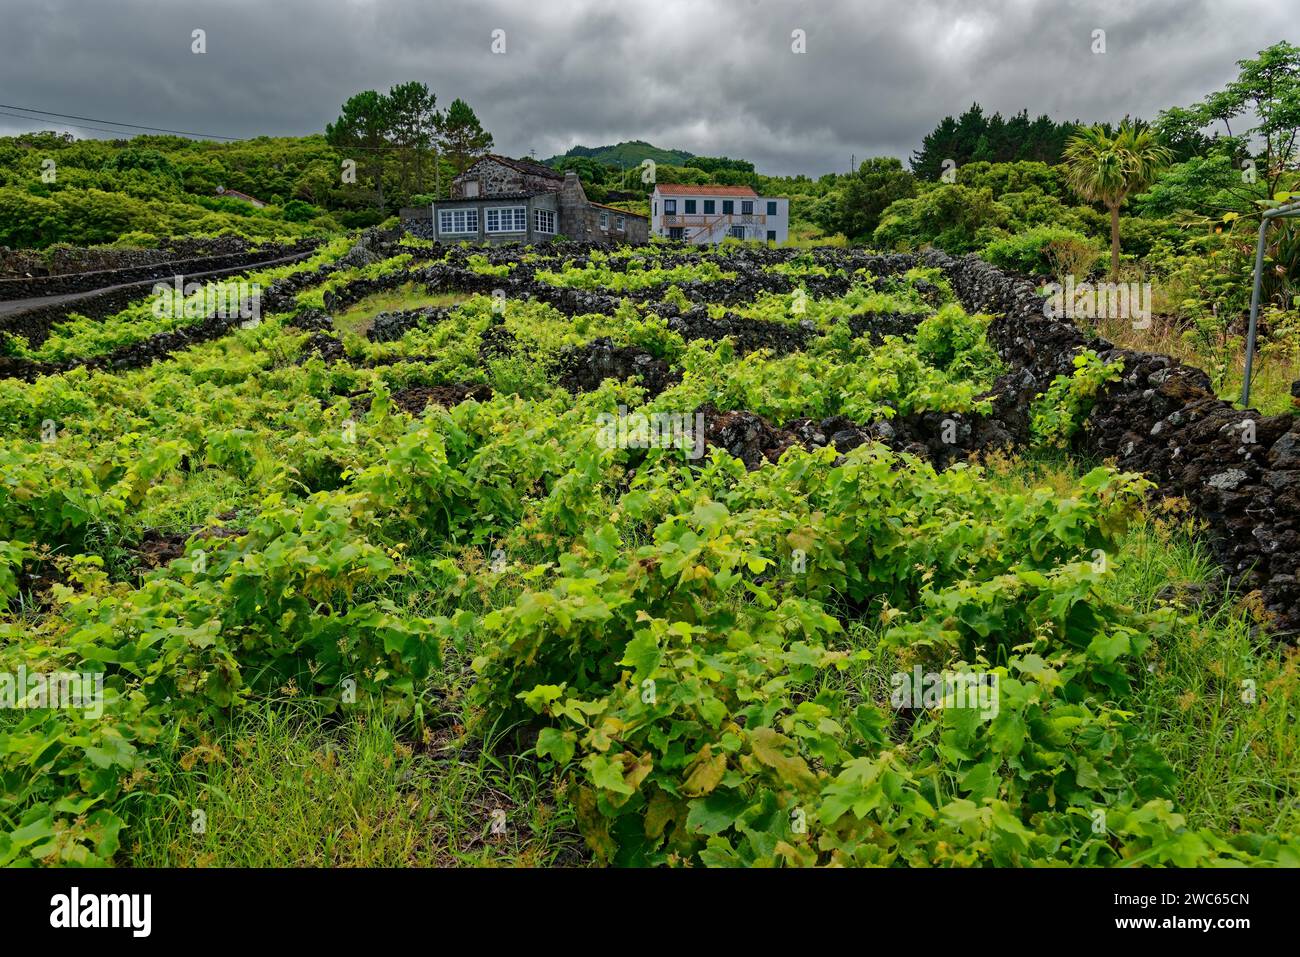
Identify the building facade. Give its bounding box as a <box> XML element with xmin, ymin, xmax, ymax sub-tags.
<box><xmin>647</xmin><ymin>185</ymin><xmax>789</xmax><ymax>244</ymax></box>
<box><xmin>414</xmin><ymin>155</ymin><xmax>649</xmax><ymax>244</ymax></box>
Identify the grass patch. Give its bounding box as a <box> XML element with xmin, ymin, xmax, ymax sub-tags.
<box><xmin>125</xmin><ymin>699</ymin><xmax>586</xmax><ymax>867</ymax></box>
<box><xmin>335</xmin><ymin>284</ymin><xmax>471</xmax><ymax>337</ymax></box>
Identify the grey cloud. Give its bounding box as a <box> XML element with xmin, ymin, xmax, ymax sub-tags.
<box><xmin>0</xmin><ymin>0</ymin><xmax>1292</xmax><ymax>175</ymax></box>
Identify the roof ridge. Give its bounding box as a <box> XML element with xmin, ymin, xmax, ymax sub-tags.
<box><xmin>485</xmin><ymin>153</ymin><xmax>564</xmax><ymax>179</ymax></box>
<box><xmin>655</xmin><ymin>183</ymin><xmax>760</xmax><ymax>196</ymax></box>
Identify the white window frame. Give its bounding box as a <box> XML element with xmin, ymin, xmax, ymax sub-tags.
<box><xmin>438</xmin><ymin>208</ymin><xmax>479</xmax><ymax>235</ymax></box>
<box><xmin>534</xmin><ymin>208</ymin><xmax>556</xmax><ymax>234</ymax></box>
<box><xmin>616</xmin><ymin>215</ymin><xmax>626</xmax><ymax>231</ymax></box>
<box><xmin>664</xmin><ymin>199</ymin><xmax>677</xmax><ymax>215</ymax></box>
<box><xmin>485</xmin><ymin>206</ymin><xmax>528</xmax><ymax>233</ymax></box>
<box><xmin>599</xmin><ymin>211</ymin><xmax>609</xmax><ymax>230</ymax></box>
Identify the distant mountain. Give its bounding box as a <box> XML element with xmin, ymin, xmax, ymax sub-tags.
<box><xmin>544</xmin><ymin>140</ymin><xmax>695</xmax><ymax>169</ymax></box>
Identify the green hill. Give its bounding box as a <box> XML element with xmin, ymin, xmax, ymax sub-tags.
<box><xmin>544</xmin><ymin>140</ymin><xmax>695</xmax><ymax>169</ymax></box>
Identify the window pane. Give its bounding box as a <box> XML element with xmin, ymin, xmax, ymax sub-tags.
<box><xmin>703</xmin><ymin>200</ymin><xmax>715</xmax><ymax>214</ymax></box>
<box><xmin>767</xmin><ymin>201</ymin><xmax>777</xmax><ymax>215</ymax></box>
<box><xmin>684</xmin><ymin>200</ymin><xmax>696</xmax><ymax>214</ymax></box>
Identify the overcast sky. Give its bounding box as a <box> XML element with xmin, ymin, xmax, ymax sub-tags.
<box><xmin>0</xmin><ymin>0</ymin><xmax>1292</xmax><ymax>176</ymax></box>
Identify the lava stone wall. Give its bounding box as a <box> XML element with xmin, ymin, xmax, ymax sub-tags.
<box><xmin>921</xmin><ymin>249</ymin><xmax>1300</xmax><ymax>635</ymax></box>
<box><xmin>0</xmin><ymin>248</ymin><xmax>319</xmax><ymax>349</ymax></box>
<box><xmin>0</xmin><ymin>241</ymin><xmax>318</xmax><ymax>301</ymax></box>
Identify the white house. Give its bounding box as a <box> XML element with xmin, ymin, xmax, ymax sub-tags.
<box><xmin>648</xmin><ymin>185</ymin><xmax>789</xmax><ymax>244</ymax></box>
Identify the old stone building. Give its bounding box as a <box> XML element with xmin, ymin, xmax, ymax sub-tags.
<box><xmin>408</xmin><ymin>154</ymin><xmax>649</xmax><ymax>244</ymax></box>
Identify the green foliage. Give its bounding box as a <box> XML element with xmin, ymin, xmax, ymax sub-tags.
<box><xmin>982</xmin><ymin>226</ymin><xmax>1100</xmax><ymax>276</ymax></box>
<box><xmin>911</xmin><ymin>105</ymin><xmax>1081</xmax><ymax>180</ymax></box>
<box><xmin>874</xmin><ymin>185</ymin><xmax>1010</xmax><ymax>253</ymax></box>
<box><xmin>911</xmin><ymin>304</ymin><xmax>1000</xmax><ymax>379</ymax></box>
<box><xmin>0</xmin><ymin>240</ymin><xmax>1294</xmax><ymax>870</ymax></box>
<box><xmin>812</xmin><ymin>157</ymin><xmax>916</xmax><ymax>240</ymax></box>
<box><xmin>438</xmin><ymin>98</ymin><xmax>494</xmax><ymax>176</ymax></box>
<box><xmin>1030</xmin><ymin>351</ymin><xmax>1124</xmax><ymax>447</ymax></box>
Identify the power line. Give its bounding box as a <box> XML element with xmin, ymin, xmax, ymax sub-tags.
<box><xmin>0</xmin><ymin>109</ymin><xmax>168</xmax><ymax>139</ymax></box>
<box><xmin>0</xmin><ymin>102</ymin><xmax>241</xmax><ymax>140</ymax></box>
<box><xmin>0</xmin><ymin>106</ymin><xmax>425</xmax><ymax>153</ymax></box>
<box><xmin>0</xmin><ymin>101</ymin><xmax>465</xmax><ymax>160</ymax></box>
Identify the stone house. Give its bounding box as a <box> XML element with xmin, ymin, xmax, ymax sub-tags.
<box><xmin>412</xmin><ymin>154</ymin><xmax>648</xmax><ymax>244</ymax></box>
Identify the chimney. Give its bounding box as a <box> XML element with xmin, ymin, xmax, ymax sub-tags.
<box><xmin>559</xmin><ymin>171</ymin><xmax>590</xmax><ymax>239</ymax></box>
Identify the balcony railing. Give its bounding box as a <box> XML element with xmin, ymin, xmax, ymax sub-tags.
<box><xmin>661</xmin><ymin>213</ymin><xmax>766</xmax><ymax>227</ymax></box>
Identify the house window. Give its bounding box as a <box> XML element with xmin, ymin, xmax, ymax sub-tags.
<box><xmin>534</xmin><ymin>208</ymin><xmax>556</xmax><ymax>234</ymax></box>
<box><xmin>684</xmin><ymin>199</ymin><xmax>697</xmax><ymax>214</ymax></box>
<box><xmin>486</xmin><ymin>206</ymin><xmax>527</xmax><ymax>232</ymax></box>
<box><xmin>767</xmin><ymin>230</ymin><xmax>777</xmax><ymax>242</ymax></box>
<box><xmin>742</xmin><ymin>200</ymin><xmax>754</xmax><ymax>215</ymax></box>
<box><xmin>463</xmin><ymin>181</ymin><xmax>480</xmax><ymax>198</ymax></box>
<box><xmin>669</xmin><ymin>227</ymin><xmax>685</xmax><ymax>240</ymax></box>
<box><xmin>653</xmin><ymin>201</ymin><xmax>658</xmax><ymax>215</ymax></box>
<box><xmin>664</xmin><ymin>199</ymin><xmax>677</xmax><ymax>214</ymax></box>
<box><xmin>703</xmin><ymin>200</ymin><xmax>715</xmax><ymax>214</ymax></box>
<box><xmin>616</xmin><ymin>215</ymin><xmax>626</xmax><ymax>231</ymax></box>
<box><xmin>599</xmin><ymin>211</ymin><xmax>609</xmax><ymax>230</ymax></box>
<box><xmin>729</xmin><ymin>226</ymin><xmax>745</xmax><ymax>239</ymax></box>
<box><xmin>722</xmin><ymin>200</ymin><xmax>734</xmax><ymax>214</ymax></box>
<box><xmin>438</xmin><ymin>208</ymin><xmax>479</xmax><ymax>234</ymax></box>
<box><xmin>767</xmin><ymin>201</ymin><xmax>777</xmax><ymax>216</ymax></box>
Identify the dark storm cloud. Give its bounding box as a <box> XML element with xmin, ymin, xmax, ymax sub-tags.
<box><xmin>0</xmin><ymin>0</ymin><xmax>1292</xmax><ymax>175</ymax></box>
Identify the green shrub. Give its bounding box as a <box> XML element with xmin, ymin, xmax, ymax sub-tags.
<box><xmin>982</xmin><ymin>226</ymin><xmax>1099</xmax><ymax>276</ymax></box>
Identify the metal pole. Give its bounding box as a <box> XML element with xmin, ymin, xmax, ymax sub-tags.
<box><xmin>1241</xmin><ymin>218</ymin><xmax>1271</xmax><ymax>407</ymax></box>
<box><xmin>1241</xmin><ymin>201</ymin><xmax>1300</xmax><ymax>408</ymax></box>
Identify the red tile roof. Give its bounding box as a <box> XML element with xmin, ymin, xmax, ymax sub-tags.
<box><xmin>656</xmin><ymin>184</ymin><xmax>758</xmax><ymax>197</ymax></box>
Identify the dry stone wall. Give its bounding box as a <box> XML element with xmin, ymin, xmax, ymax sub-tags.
<box><xmin>922</xmin><ymin>249</ymin><xmax>1300</xmax><ymax>636</ymax></box>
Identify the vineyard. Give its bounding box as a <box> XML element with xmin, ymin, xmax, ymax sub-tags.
<box><xmin>1</xmin><ymin>232</ymin><xmax>1298</xmax><ymax>868</ymax></box>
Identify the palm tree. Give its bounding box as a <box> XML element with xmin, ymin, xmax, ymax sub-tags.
<box><xmin>1062</xmin><ymin>123</ymin><xmax>1172</xmax><ymax>281</ymax></box>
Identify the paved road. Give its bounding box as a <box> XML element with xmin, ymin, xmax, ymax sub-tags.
<box><xmin>0</xmin><ymin>251</ymin><xmax>317</xmax><ymax>319</ymax></box>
